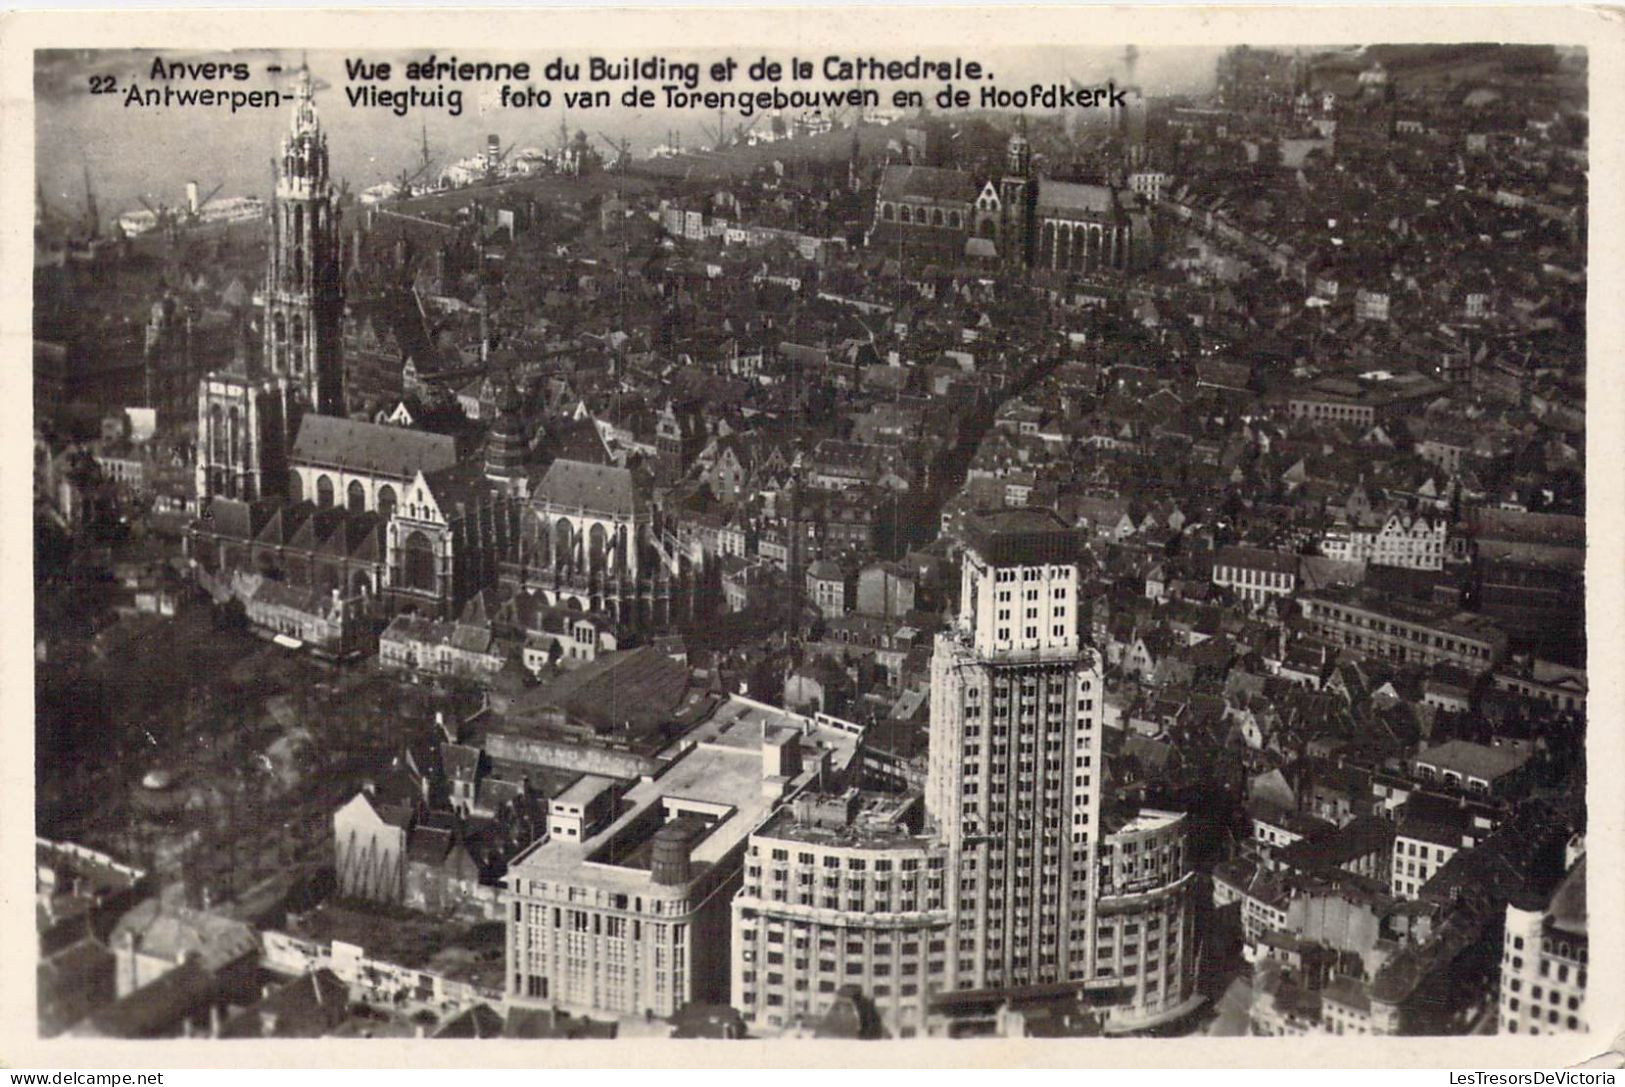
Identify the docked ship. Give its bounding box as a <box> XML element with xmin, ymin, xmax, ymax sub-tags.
<box><xmin>117</xmin><ymin>180</ymin><xmax>265</xmax><ymax>237</ymax></box>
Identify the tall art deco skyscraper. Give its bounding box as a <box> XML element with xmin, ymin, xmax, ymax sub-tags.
<box><xmin>729</xmin><ymin>507</ymin><xmax>1197</xmax><ymax>1036</ymax></box>
<box><xmin>927</xmin><ymin>509</ymin><xmax>1106</xmax><ymax>992</ymax></box>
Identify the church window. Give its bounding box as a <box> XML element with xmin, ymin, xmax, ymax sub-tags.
<box><xmin>210</xmin><ymin>404</ymin><xmax>225</xmax><ymax>461</ymax></box>
<box><xmin>347</xmin><ymin>480</ymin><xmax>366</xmax><ymax>513</ymax></box>
<box><xmin>900</xmin><ymin>206</ymin><xmax>912</xmax><ymax>224</ymax></box>
<box><xmin>377</xmin><ymin>484</ymin><xmax>397</xmax><ymax>521</ymax></box>
<box><xmin>316</xmin><ymin>474</ymin><xmax>335</xmax><ymax>508</ymax></box>
<box><xmin>882</xmin><ymin>203</ymin><xmax>896</xmax><ymax>221</ymax></box>
<box><xmin>403</xmin><ymin>530</ymin><xmax>436</xmax><ymax>592</ymax></box>
<box><xmin>554</xmin><ymin>518</ymin><xmax>575</xmax><ymax>570</ymax></box>
<box><xmin>589</xmin><ymin>522</ymin><xmax>608</xmax><ymax>575</ymax></box>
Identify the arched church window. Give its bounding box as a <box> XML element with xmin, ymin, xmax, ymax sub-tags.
<box><xmin>882</xmin><ymin>203</ymin><xmax>896</xmax><ymax>221</ymax></box>
<box><xmin>377</xmin><ymin>484</ymin><xmax>397</xmax><ymax>521</ymax></box>
<box><xmin>347</xmin><ymin>480</ymin><xmax>366</xmax><ymax>513</ymax></box>
<box><xmin>899</xmin><ymin>205</ymin><xmax>912</xmax><ymax>224</ymax></box>
<box><xmin>589</xmin><ymin>522</ymin><xmax>608</xmax><ymax>575</ymax></box>
<box><xmin>316</xmin><ymin>474</ymin><xmax>335</xmax><ymax>508</ymax></box>
<box><xmin>554</xmin><ymin>518</ymin><xmax>575</xmax><ymax>570</ymax></box>
<box><xmin>403</xmin><ymin>530</ymin><xmax>436</xmax><ymax>592</ymax></box>
<box><xmin>287</xmin><ymin>472</ymin><xmax>304</xmax><ymax>504</ymax></box>
<box><xmin>210</xmin><ymin>404</ymin><xmax>225</xmax><ymax>461</ymax></box>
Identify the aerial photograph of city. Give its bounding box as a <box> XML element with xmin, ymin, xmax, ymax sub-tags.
<box><xmin>31</xmin><ymin>39</ymin><xmax>1589</xmax><ymax>1046</ymax></box>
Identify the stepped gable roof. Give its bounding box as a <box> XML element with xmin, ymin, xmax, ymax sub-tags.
<box><xmin>534</xmin><ymin>458</ymin><xmax>642</xmax><ymax>518</ymax></box>
<box><xmin>291</xmin><ymin>415</ymin><xmax>456</xmax><ymax>480</ymax></box>
<box><xmin>876</xmin><ymin>165</ymin><xmax>978</xmax><ymax>205</ymax></box>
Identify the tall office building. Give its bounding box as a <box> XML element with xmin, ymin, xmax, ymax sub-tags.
<box><xmin>927</xmin><ymin>509</ymin><xmax>1103</xmax><ymax>992</ymax></box>
<box><xmin>729</xmin><ymin>509</ymin><xmax>1199</xmax><ymax>1036</ymax></box>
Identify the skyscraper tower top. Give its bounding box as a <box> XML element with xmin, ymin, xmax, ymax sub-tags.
<box><xmin>955</xmin><ymin>508</ymin><xmax>1082</xmax><ymax>660</ymax></box>
<box><xmin>961</xmin><ymin>507</ymin><xmax>1077</xmax><ymax>567</ymax></box>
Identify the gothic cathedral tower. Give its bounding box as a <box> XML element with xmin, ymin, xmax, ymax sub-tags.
<box><xmin>195</xmin><ymin>66</ymin><xmax>340</xmax><ymax>503</ymax></box>
<box><xmin>264</xmin><ymin>67</ymin><xmax>344</xmax><ymax>417</ymax></box>
<box><xmin>999</xmin><ymin>120</ymin><xmax>1036</xmax><ymax>268</ymax></box>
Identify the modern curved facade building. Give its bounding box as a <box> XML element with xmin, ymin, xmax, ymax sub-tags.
<box><xmin>732</xmin><ymin>509</ymin><xmax>1201</xmax><ymax>1037</ymax></box>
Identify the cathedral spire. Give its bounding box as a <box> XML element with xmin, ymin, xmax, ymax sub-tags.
<box><xmin>1006</xmin><ymin>115</ymin><xmax>1032</xmax><ymax>178</ymax></box>
<box><xmin>291</xmin><ymin>60</ymin><xmax>320</xmax><ymax>138</ymax></box>
<box><xmin>264</xmin><ymin>62</ymin><xmax>344</xmax><ymax>416</ymax></box>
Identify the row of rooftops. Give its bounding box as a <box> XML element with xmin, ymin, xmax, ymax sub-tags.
<box><xmin>1301</xmin><ymin>585</ymin><xmax>1507</xmax><ymax>643</ymax></box>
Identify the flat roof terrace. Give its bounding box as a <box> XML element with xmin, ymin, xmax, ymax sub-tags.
<box><xmin>506</xmin><ymin>697</ymin><xmax>861</xmax><ymax>893</ymax></box>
